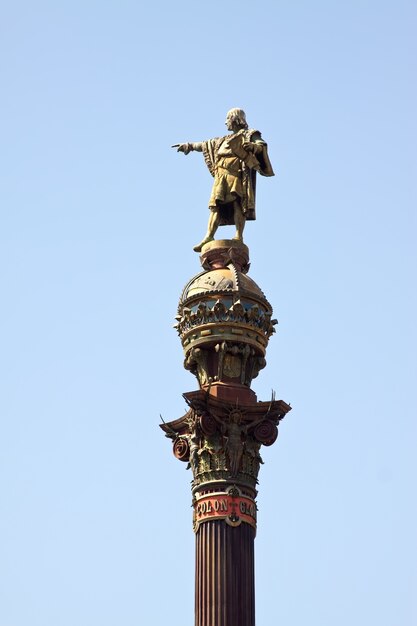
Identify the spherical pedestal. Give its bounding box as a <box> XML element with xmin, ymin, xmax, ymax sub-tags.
<box><xmin>175</xmin><ymin>239</ymin><xmax>276</xmax><ymax>393</ymax></box>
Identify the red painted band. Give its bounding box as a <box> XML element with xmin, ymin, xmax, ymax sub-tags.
<box><xmin>193</xmin><ymin>492</ymin><xmax>257</xmax><ymax>531</ymax></box>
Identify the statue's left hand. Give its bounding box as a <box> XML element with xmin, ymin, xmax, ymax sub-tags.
<box><xmin>243</xmin><ymin>142</ymin><xmax>262</xmax><ymax>155</ymax></box>
<box><xmin>242</xmin><ymin>142</ymin><xmax>254</xmax><ymax>153</ymax></box>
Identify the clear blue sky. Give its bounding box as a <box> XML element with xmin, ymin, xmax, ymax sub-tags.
<box><xmin>1</xmin><ymin>1</ymin><xmax>416</xmax><ymax>625</ymax></box>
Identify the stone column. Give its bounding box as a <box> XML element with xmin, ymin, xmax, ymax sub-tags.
<box><xmin>161</xmin><ymin>240</ymin><xmax>291</xmax><ymax>626</ymax></box>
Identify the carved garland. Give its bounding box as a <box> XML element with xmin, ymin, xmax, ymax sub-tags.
<box><xmin>175</xmin><ymin>300</ymin><xmax>276</xmax><ymax>339</ymax></box>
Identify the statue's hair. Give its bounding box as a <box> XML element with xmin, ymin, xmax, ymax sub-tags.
<box><xmin>227</xmin><ymin>108</ymin><xmax>248</xmax><ymax>129</ymax></box>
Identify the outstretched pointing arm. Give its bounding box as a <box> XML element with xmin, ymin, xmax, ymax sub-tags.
<box><xmin>172</xmin><ymin>142</ymin><xmax>203</xmax><ymax>155</ymax></box>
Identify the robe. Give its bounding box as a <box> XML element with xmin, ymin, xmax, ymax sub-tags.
<box><xmin>202</xmin><ymin>129</ymin><xmax>274</xmax><ymax>225</ymax></box>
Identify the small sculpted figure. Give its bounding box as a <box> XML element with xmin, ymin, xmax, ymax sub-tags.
<box><xmin>224</xmin><ymin>410</ymin><xmax>248</xmax><ymax>478</ymax></box>
<box><xmin>186</xmin><ymin>431</ymin><xmax>200</xmax><ymax>474</ymax></box>
<box><xmin>173</xmin><ymin>108</ymin><xmax>274</xmax><ymax>251</ymax></box>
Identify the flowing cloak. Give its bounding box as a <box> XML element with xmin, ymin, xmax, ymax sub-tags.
<box><xmin>201</xmin><ymin>128</ymin><xmax>274</xmax><ymax>225</ymax></box>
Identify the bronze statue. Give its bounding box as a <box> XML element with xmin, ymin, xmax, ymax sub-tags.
<box><xmin>173</xmin><ymin>108</ymin><xmax>274</xmax><ymax>252</ymax></box>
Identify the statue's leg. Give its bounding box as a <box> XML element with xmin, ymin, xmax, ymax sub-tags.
<box><xmin>233</xmin><ymin>202</ymin><xmax>245</xmax><ymax>241</ymax></box>
<box><xmin>207</xmin><ymin>208</ymin><xmax>220</xmax><ymax>238</ymax></box>
<box><xmin>193</xmin><ymin>208</ymin><xmax>220</xmax><ymax>252</ymax></box>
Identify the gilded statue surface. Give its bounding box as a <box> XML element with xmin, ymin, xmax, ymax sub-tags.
<box><xmin>173</xmin><ymin>108</ymin><xmax>274</xmax><ymax>251</ymax></box>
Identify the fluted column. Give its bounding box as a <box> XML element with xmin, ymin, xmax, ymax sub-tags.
<box><xmin>195</xmin><ymin>521</ymin><xmax>255</xmax><ymax>626</ymax></box>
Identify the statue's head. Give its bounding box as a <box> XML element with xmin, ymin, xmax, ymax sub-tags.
<box><xmin>225</xmin><ymin>108</ymin><xmax>248</xmax><ymax>131</ymax></box>
<box><xmin>229</xmin><ymin>409</ymin><xmax>243</xmax><ymax>424</ymax></box>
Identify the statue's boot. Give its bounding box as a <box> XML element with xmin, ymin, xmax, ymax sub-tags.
<box><xmin>193</xmin><ymin>236</ymin><xmax>214</xmax><ymax>252</ymax></box>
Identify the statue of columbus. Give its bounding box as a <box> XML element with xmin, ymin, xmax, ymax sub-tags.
<box><xmin>173</xmin><ymin>108</ymin><xmax>274</xmax><ymax>252</ymax></box>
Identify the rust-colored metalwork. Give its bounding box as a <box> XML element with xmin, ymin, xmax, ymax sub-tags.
<box><xmin>195</xmin><ymin>521</ymin><xmax>256</xmax><ymax>626</ymax></box>
<box><xmin>161</xmin><ymin>238</ymin><xmax>290</xmax><ymax>626</ymax></box>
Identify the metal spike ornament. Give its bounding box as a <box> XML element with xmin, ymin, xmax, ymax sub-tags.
<box><xmin>162</xmin><ymin>110</ymin><xmax>291</xmax><ymax>626</ymax></box>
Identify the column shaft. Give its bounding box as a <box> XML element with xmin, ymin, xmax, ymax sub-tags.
<box><xmin>195</xmin><ymin>521</ymin><xmax>255</xmax><ymax>626</ymax></box>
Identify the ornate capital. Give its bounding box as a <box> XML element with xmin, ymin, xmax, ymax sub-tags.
<box><xmin>161</xmin><ymin>391</ymin><xmax>291</xmax><ymax>501</ymax></box>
